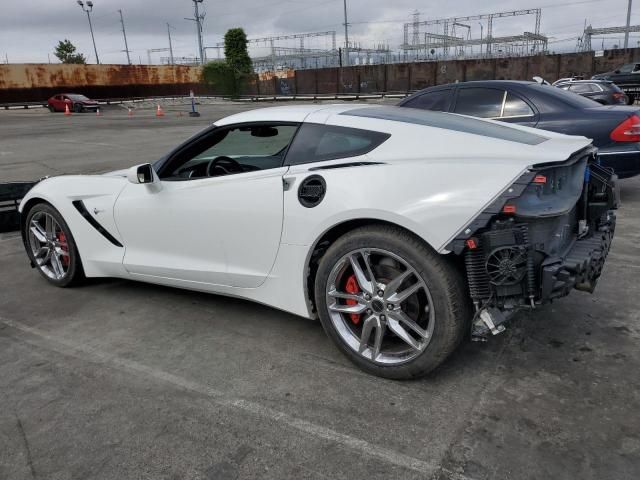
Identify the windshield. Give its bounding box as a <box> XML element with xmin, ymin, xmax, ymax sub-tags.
<box><xmin>533</xmin><ymin>84</ymin><xmax>601</xmax><ymax>108</ymax></box>
<box><xmin>66</xmin><ymin>94</ymin><xmax>90</xmax><ymax>101</ymax></box>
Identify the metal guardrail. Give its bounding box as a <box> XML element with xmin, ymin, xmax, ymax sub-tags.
<box><xmin>0</xmin><ymin>92</ymin><xmax>411</xmax><ymax>110</ymax></box>
<box><xmin>0</xmin><ymin>181</ymin><xmax>38</xmax><ymax>233</ymax></box>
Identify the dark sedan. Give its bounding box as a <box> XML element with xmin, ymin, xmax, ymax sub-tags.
<box><xmin>554</xmin><ymin>79</ymin><xmax>628</xmax><ymax>105</ymax></box>
<box><xmin>398</xmin><ymin>80</ymin><xmax>640</xmax><ymax>178</ymax></box>
<box><xmin>47</xmin><ymin>93</ymin><xmax>99</xmax><ymax>113</ymax></box>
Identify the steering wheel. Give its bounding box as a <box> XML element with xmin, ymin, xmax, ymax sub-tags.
<box><xmin>206</xmin><ymin>156</ymin><xmax>243</xmax><ymax>177</ymax></box>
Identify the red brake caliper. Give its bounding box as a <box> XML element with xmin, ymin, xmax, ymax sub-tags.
<box><xmin>57</xmin><ymin>231</ymin><xmax>70</xmax><ymax>267</ymax></box>
<box><xmin>344</xmin><ymin>274</ymin><xmax>361</xmax><ymax>325</ymax></box>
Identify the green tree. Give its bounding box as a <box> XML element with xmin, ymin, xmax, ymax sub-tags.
<box><xmin>223</xmin><ymin>28</ymin><xmax>252</xmax><ymax>74</ymax></box>
<box><xmin>54</xmin><ymin>39</ymin><xmax>86</xmax><ymax>64</ymax></box>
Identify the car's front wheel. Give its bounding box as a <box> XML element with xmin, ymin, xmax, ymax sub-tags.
<box><xmin>74</xmin><ymin>103</ymin><xmax>84</xmax><ymax>113</ymax></box>
<box><xmin>314</xmin><ymin>225</ymin><xmax>470</xmax><ymax>379</ymax></box>
<box><xmin>24</xmin><ymin>203</ymin><xmax>84</xmax><ymax>287</ymax></box>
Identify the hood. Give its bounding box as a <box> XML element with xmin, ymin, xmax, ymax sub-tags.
<box><xmin>102</xmin><ymin>168</ymin><xmax>129</xmax><ymax>178</ymax></box>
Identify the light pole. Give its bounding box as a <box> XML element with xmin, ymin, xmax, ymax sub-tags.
<box><xmin>185</xmin><ymin>0</ymin><xmax>205</xmax><ymax>65</ymax></box>
<box><xmin>167</xmin><ymin>23</ymin><xmax>175</xmax><ymax>65</ymax></box>
<box><xmin>118</xmin><ymin>9</ymin><xmax>131</xmax><ymax>65</ymax></box>
<box><xmin>342</xmin><ymin>0</ymin><xmax>350</xmax><ymax>66</ymax></box>
<box><xmin>77</xmin><ymin>1</ymin><xmax>99</xmax><ymax>64</ymax></box>
<box><xmin>478</xmin><ymin>22</ymin><xmax>484</xmax><ymax>57</ymax></box>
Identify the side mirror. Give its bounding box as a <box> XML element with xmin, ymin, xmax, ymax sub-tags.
<box><xmin>127</xmin><ymin>163</ymin><xmax>157</xmax><ymax>184</ymax></box>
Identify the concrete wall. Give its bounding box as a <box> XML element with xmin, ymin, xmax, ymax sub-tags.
<box><xmin>0</xmin><ymin>64</ymin><xmax>206</xmax><ymax>103</ymax></box>
<box><xmin>5</xmin><ymin>47</ymin><xmax>640</xmax><ymax>103</ymax></box>
<box><xmin>285</xmin><ymin>47</ymin><xmax>640</xmax><ymax>95</ymax></box>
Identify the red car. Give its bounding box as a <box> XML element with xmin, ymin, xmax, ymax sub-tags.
<box><xmin>47</xmin><ymin>93</ymin><xmax>99</xmax><ymax>113</ymax></box>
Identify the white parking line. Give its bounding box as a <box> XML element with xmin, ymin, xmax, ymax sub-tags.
<box><xmin>0</xmin><ymin>316</ymin><xmax>476</xmax><ymax>478</ymax></box>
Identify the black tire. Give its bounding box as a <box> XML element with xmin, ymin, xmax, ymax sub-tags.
<box><xmin>48</xmin><ymin>105</ymin><xmax>55</xmax><ymax>112</ymax></box>
<box><xmin>314</xmin><ymin>225</ymin><xmax>470</xmax><ymax>380</ymax></box>
<box><xmin>627</xmin><ymin>94</ymin><xmax>635</xmax><ymax>105</ymax></box>
<box><xmin>74</xmin><ymin>103</ymin><xmax>83</xmax><ymax>113</ymax></box>
<box><xmin>24</xmin><ymin>203</ymin><xmax>84</xmax><ymax>287</ymax></box>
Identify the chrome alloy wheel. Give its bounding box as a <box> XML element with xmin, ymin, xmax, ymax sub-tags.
<box><xmin>27</xmin><ymin>212</ymin><xmax>70</xmax><ymax>281</ymax></box>
<box><xmin>325</xmin><ymin>248</ymin><xmax>435</xmax><ymax>365</ymax></box>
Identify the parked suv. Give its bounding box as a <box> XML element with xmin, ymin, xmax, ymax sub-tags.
<box><xmin>554</xmin><ymin>79</ymin><xmax>628</xmax><ymax>105</ymax></box>
<box><xmin>592</xmin><ymin>63</ymin><xmax>640</xmax><ymax>103</ymax></box>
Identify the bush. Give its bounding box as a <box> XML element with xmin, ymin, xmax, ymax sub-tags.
<box><xmin>202</xmin><ymin>61</ymin><xmax>236</xmax><ymax>96</ymax></box>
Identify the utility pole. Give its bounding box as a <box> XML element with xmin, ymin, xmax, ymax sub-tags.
<box><xmin>624</xmin><ymin>0</ymin><xmax>633</xmax><ymax>49</ymax></box>
<box><xmin>342</xmin><ymin>0</ymin><xmax>350</xmax><ymax>66</ymax></box>
<box><xmin>167</xmin><ymin>24</ymin><xmax>175</xmax><ymax>65</ymax></box>
<box><xmin>185</xmin><ymin>0</ymin><xmax>205</xmax><ymax>64</ymax></box>
<box><xmin>118</xmin><ymin>9</ymin><xmax>131</xmax><ymax>64</ymax></box>
<box><xmin>77</xmin><ymin>1</ymin><xmax>99</xmax><ymax>64</ymax></box>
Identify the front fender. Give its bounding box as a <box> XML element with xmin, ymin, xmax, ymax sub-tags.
<box><xmin>20</xmin><ymin>175</ymin><xmax>129</xmax><ymax>277</ymax></box>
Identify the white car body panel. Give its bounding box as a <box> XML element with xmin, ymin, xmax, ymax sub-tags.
<box><xmin>114</xmin><ymin>167</ymin><xmax>286</xmax><ymax>288</ymax></box>
<box><xmin>20</xmin><ymin>104</ymin><xmax>592</xmax><ymax>319</ymax></box>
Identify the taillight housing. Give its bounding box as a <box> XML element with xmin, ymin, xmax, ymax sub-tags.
<box><xmin>610</xmin><ymin>114</ymin><xmax>640</xmax><ymax>142</ymax></box>
<box><xmin>612</xmin><ymin>92</ymin><xmax>626</xmax><ymax>104</ymax></box>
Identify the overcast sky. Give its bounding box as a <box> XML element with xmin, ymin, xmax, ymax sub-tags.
<box><xmin>1</xmin><ymin>0</ymin><xmax>639</xmax><ymax>64</ymax></box>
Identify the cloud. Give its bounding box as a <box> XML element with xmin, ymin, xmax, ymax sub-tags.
<box><xmin>0</xmin><ymin>0</ymin><xmax>638</xmax><ymax>63</ymax></box>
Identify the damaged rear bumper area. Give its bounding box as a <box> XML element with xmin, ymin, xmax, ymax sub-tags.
<box><xmin>540</xmin><ymin>212</ymin><xmax>615</xmax><ymax>301</ymax></box>
<box><xmin>0</xmin><ymin>182</ymin><xmax>38</xmax><ymax>233</ymax></box>
<box><xmin>447</xmin><ymin>146</ymin><xmax>619</xmax><ymax>339</ymax></box>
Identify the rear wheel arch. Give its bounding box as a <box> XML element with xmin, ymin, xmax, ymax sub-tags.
<box><xmin>304</xmin><ymin>218</ymin><xmax>440</xmax><ymax>317</ymax></box>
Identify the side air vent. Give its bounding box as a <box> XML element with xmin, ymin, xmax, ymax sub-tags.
<box><xmin>298</xmin><ymin>175</ymin><xmax>326</xmax><ymax>208</ymax></box>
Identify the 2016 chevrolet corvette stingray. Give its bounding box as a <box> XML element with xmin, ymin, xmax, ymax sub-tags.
<box><xmin>19</xmin><ymin>105</ymin><xmax>618</xmax><ymax>379</ymax></box>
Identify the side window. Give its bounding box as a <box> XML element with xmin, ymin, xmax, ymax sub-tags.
<box><xmin>502</xmin><ymin>93</ymin><xmax>534</xmax><ymax>117</ymax></box>
<box><xmin>569</xmin><ymin>83</ymin><xmax>593</xmax><ymax>94</ymax></box>
<box><xmin>620</xmin><ymin>64</ymin><xmax>634</xmax><ymax>73</ymax></box>
<box><xmin>403</xmin><ymin>89</ymin><xmax>453</xmax><ymax>112</ymax></box>
<box><xmin>454</xmin><ymin>88</ymin><xmax>505</xmax><ymax>118</ymax></box>
<box><xmin>161</xmin><ymin>124</ymin><xmax>298</xmax><ymax>180</ymax></box>
<box><xmin>285</xmin><ymin>124</ymin><xmax>390</xmax><ymax>166</ymax></box>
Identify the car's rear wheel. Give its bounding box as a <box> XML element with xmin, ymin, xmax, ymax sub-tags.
<box><xmin>314</xmin><ymin>225</ymin><xmax>470</xmax><ymax>379</ymax></box>
<box><xmin>48</xmin><ymin>105</ymin><xmax>55</xmax><ymax>112</ymax></box>
<box><xmin>25</xmin><ymin>203</ymin><xmax>84</xmax><ymax>287</ymax></box>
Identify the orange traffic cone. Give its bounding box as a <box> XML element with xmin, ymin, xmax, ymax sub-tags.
<box><xmin>96</xmin><ymin>107</ymin><xmax>101</xmax><ymax>116</ymax></box>
<box><xmin>64</xmin><ymin>104</ymin><xmax>72</xmax><ymax>116</ymax></box>
<box><xmin>156</xmin><ymin>104</ymin><xmax>165</xmax><ymax>117</ymax></box>
<box><xmin>127</xmin><ymin>107</ymin><xmax>133</xmax><ymax>116</ymax></box>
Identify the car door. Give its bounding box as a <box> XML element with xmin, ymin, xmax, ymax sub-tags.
<box><xmin>452</xmin><ymin>86</ymin><xmax>539</xmax><ymax>127</ymax></box>
<box><xmin>51</xmin><ymin>95</ymin><xmax>64</xmax><ymax>111</ymax></box>
<box><xmin>113</xmin><ymin>122</ymin><xmax>299</xmax><ymax>288</ymax></box>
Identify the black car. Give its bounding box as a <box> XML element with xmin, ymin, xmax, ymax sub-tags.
<box><xmin>592</xmin><ymin>63</ymin><xmax>640</xmax><ymax>103</ymax></box>
<box><xmin>398</xmin><ymin>80</ymin><xmax>640</xmax><ymax>178</ymax></box>
<box><xmin>553</xmin><ymin>79</ymin><xmax>628</xmax><ymax>105</ymax></box>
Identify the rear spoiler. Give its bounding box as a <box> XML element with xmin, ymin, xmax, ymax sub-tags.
<box><xmin>0</xmin><ymin>181</ymin><xmax>38</xmax><ymax>233</ymax></box>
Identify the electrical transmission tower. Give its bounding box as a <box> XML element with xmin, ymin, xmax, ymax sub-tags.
<box><xmin>580</xmin><ymin>0</ymin><xmax>638</xmax><ymax>51</ymax></box>
<box><xmin>401</xmin><ymin>8</ymin><xmax>547</xmax><ymax>61</ymax></box>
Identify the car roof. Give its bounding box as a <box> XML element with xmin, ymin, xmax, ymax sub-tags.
<box><xmin>215</xmin><ymin>104</ymin><xmax>369</xmax><ymax>126</ymax></box>
<box><xmin>555</xmin><ymin>79</ymin><xmax>612</xmax><ymax>84</ymax></box>
<box><xmin>432</xmin><ymin>80</ymin><xmax>537</xmax><ymax>88</ymax></box>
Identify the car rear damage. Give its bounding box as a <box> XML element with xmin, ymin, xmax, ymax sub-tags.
<box><xmin>447</xmin><ymin>146</ymin><xmax>619</xmax><ymax>339</ymax></box>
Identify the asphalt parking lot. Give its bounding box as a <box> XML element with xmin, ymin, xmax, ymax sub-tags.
<box><xmin>1</xmin><ymin>101</ymin><xmax>639</xmax><ymax>480</ymax></box>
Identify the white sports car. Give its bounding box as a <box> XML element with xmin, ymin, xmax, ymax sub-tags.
<box><xmin>19</xmin><ymin>105</ymin><xmax>618</xmax><ymax>379</ymax></box>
